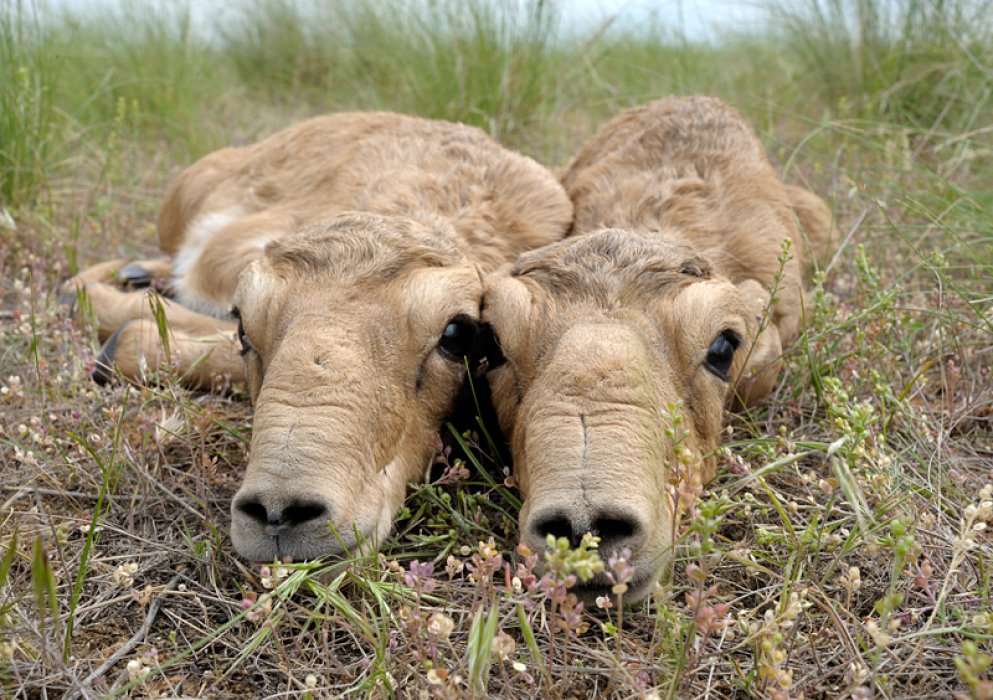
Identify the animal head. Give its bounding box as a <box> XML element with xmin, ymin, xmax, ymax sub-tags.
<box><xmin>229</xmin><ymin>212</ymin><xmax>487</xmax><ymax>562</ymax></box>
<box><xmin>482</xmin><ymin>230</ymin><xmax>760</xmax><ymax>602</ymax></box>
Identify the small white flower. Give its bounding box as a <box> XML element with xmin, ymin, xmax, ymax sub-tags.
<box><xmin>125</xmin><ymin>658</ymin><xmax>149</xmax><ymax>680</ymax></box>
<box><xmin>111</xmin><ymin>562</ymin><xmax>139</xmax><ymax>587</ymax></box>
<box><xmin>954</xmin><ymin>537</ymin><xmax>976</xmax><ymax>551</ymax></box>
<box><xmin>260</xmin><ymin>565</ymin><xmax>289</xmax><ymax>589</ymax></box>
<box><xmin>491</xmin><ymin>632</ymin><xmax>516</xmax><ymax>661</ymax></box>
<box><xmin>426</xmin><ymin>668</ymin><xmax>447</xmax><ymax>685</ymax></box>
<box><xmin>427</xmin><ymin>612</ymin><xmax>454</xmax><ymax>639</ymax></box>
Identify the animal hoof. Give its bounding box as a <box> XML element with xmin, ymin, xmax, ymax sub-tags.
<box><xmin>118</xmin><ymin>263</ymin><xmax>154</xmax><ymax>289</ymax></box>
<box><xmin>57</xmin><ymin>288</ymin><xmax>79</xmax><ymax>314</ymax></box>
<box><xmin>91</xmin><ymin>323</ymin><xmax>127</xmax><ymax>385</ymax></box>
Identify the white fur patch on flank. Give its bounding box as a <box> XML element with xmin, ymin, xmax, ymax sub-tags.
<box><xmin>170</xmin><ymin>207</ymin><xmax>244</xmax><ymax>316</ymax></box>
<box><xmin>172</xmin><ymin>208</ymin><xmax>243</xmax><ymax>280</ymax></box>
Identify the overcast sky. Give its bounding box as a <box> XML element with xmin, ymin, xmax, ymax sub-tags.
<box><xmin>567</xmin><ymin>0</ymin><xmax>768</xmax><ymax>39</ymax></box>
<box><xmin>40</xmin><ymin>0</ymin><xmax>772</xmax><ymax>43</ymax></box>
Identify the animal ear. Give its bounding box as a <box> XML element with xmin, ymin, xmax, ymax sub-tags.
<box><xmin>784</xmin><ymin>184</ymin><xmax>836</xmax><ymax>270</ymax></box>
<box><xmin>233</xmin><ymin>259</ymin><xmax>287</xmax><ymax>332</ymax></box>
<box><xmin>730</xmin><ymin>279</ymin><xmax>783</xmax><ymax>406</ymax></box>
<box><xmin>733</xmin><ymin>324</ymin><xmax>783</xmax><ymax>406</ymax></box>
<box><xmin>471</xmin><ymin>322</ymin><xmax>506</xmax><ymax>376</ymax></box>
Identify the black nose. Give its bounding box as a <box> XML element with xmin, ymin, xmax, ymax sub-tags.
<box><xmin>528</xmin><ymin>507</ymin><xmax>641</xmax><ymax>554</ymax></box>
<box><xmin>235</xmin><ymin>497</ymin><xmax>329</xmax><ymax>537</ymax></box>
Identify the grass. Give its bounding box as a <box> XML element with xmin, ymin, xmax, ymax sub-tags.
<box><xmin>0</xmin><ymin>0</ymin><xmax>59</xmax><ymax>208</ymax></box>
<box><xmin>220</xmin><ymin>0</ymin><xmax>561</xmax><ymax>142</ymax></box>
<box><xmin>1</xmin><ymin>0</ymin><xmax>992</xmax><ymax>697</ymax></box>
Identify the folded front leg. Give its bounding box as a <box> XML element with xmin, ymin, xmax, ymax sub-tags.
<box><xmin>71</xmin><ymin>282</ymin><xmax>236</xmax><ymax>343</ymax></box>
<box><xmin>60</xmin><ymin>259</ymin><xmax>175</xmax><ymax>340</ymax></box>
<box><xmin>94</xmin><ymin>318</ymin><xmax>242</xmax><ymax>389</ymax></box>
<box><xmin>61</xmin><ymin>258</ymin><xmax>172</xmax><ymax>292</ymax></box>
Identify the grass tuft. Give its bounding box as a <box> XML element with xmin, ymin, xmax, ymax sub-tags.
<box><xmin>763</xmin><ymin>0</ymin><xmax>993</xmax><ymax>131</ymax></box>
<box><xmin>221</xmin><ymin>0</ymin><xmax>561</xmax><ymax>145</ymax></box>
<box><xmin>0</xmin><ymin>1</ymin><xmax>59</xmax><ymax>209</ymax></box>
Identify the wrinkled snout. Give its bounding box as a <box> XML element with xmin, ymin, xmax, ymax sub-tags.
<box><xmin>229</xmin><ymin>441</ymin><xmax>397</xmax><ymax>562</ymax></box>
<box><xmin>230</xmin><ymin>440</ymin><xmax>407</xmax><ymax>562</ymax></box>
<box><xmin>512</xmin><ymin>323</ymin><xmax>681</xmax><ymax>602</ymax></box>
<box><xmin>524</xmin><ymin>501</ymin><xmax>648</xmax><ymax>556</ymax></box>
<box><xmin>522</xmin><ymin>493</ymin><xmax>666</xmax><ymax>602</ymax></box>
<box><xmin>518</xmin><ymin>441</ymin><xmax>675</xmax><ymax>603</ymax></box>
<box><xmin>229</xmin><ymin>368</ymin><xmax>412</xmax><ymax>562</ymax></box>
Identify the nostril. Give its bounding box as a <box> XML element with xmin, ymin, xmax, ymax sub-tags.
<box><xmin>592</xmin><ymin>511</ymin><xmax>642</xmax><ymax>554</ymax></box>
<box><xmin>531</xmin><ymin>511</ymin><xmax>581</xmax><ymax>547</ymax></box>
<box><xmin>593</xmin><ymin>516</ymin><xmax>637</xmax><ymax>542</ymax></box>
<box><xmin>236</xmin><ymin>497</ymin><xmax>328</xmax><ymax>532</ymax></box>
<box><xmin>237</xmin><ymin>499</ymin><xmax>270</xmax><ymax>526</ymax></box>
<box><xmin>282</xmin><ymin>502</ymin><xmax>327</xmax><ymax>527</ymax></box>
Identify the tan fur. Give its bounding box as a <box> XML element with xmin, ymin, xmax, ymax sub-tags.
<box><xmin>65</xmin><ymin>112</ymin><xmax>572</xmax><ymax>562</ymax></box>
<box><xmin>157</xmin><ymin>112</ymin><xmax>568</xmax><ymax>316</ymax></box>
<box><xmin>560</xmin><ymin>96</ymin><xmax>834</xmax><ymax>401</ymax></box>
<box><xmin>483</xmin><ymin>96</ymin><xmax>833</xmax><ymax>602</ymax></box>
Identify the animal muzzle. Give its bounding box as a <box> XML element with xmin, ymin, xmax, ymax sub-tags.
<box><xmin>514</xmin><ymin>406</ymin><xmax>675</xmax><ymax>602</ymax></box>
<box><xmin>523</xmin><ymin>496</ymin><xmax>647</xmax><ymax>561</ymax></box>
<box><xmin>509</xmin><ymin>325</ymin><xmax>681</xmax><ymax>601</ymax></box>
<box><xmin>230</xmin><ymin>489</ymin><xmax>340</xmax><ymax>561</ymax></box>
<box><xmin>519</xmin><ymin>484</ymin><xmax>670</xmax><ymax>602</ymax></box>
<box><xmin>229</xmin><ymin>419</ymin><xmax>394</xmax><ymax>562</ymax></box>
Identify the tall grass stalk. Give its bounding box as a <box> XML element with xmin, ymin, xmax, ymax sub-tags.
<box><xmin>0</xmin><ymin>1</ymin><xmax>59</xmax><ymax>208</ymax></box>
<box><xmin>764</xmin><ymin>0</ymin><xmax>993</xmax><ymax>130</ymax></box>
<box><xmin>46</xmin><ymin>3</ymin><xmax>226</xmax><ymax>159</ymax></box>
<box><xmin>62</xmin><ymin>391</ymin><xmax>130</xmax><ymax>660</ymax></box>
<box><xmin>222</xmin><ymin>0</ymin><xmax>560</xmax><ymax>144</ymax></box>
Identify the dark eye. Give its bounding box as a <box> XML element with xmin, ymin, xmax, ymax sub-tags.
<box><xmin>437</xmin><ymin>315</ymin><xmax>478</xmax><ymax>362</ymax></box>
<box><xmin>232</xmin><ymin>307</ymin><xmax>251</xmax><ymax>357</ymax></box>
<box><xmin>705</xmin><ymin>330</ymin><xmax>739</xmax><ymax>381</ymax></box>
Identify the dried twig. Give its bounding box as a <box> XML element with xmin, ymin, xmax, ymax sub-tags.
<box><xmin>68</xmin><ymin>573</ymin><xmax>183</xmax><ymax>699</ymax></box>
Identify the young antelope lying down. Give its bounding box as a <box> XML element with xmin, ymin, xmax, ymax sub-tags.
<box><xmin>482</xmin><ymin>96</ymin><xmax>834</xmax><ymax>602</ymax></box>
<box><xmin>64</xmin><ymin>112</ymin><xmax>572</xmax><ymax>562</ymax></box>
